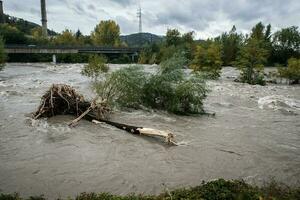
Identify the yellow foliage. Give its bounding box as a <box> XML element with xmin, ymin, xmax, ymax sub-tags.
<box><xmin>91</xmin><ymin>20</ymin><xmax>121</xmax><ymax>46</ymax></box>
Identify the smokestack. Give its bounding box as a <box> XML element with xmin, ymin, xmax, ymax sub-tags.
<box><xmin>0</xmin><ymin>0</ymin><xmax>5</xmax><ymax>24</ymax></box>
<box><xmin>40</xmin><ymin>0</ymin><xmax>48</xmax><ymax>37</ymax></box>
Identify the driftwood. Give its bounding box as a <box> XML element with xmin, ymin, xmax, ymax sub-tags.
<box><xmin>33</xmin><ymin>84</ymin><xmax>177</xmax><ymax>145</ymax></box>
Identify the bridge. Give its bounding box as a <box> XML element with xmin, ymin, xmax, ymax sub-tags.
<box><xmin>5</xmin><ymin>45</ymin><xmax>141</xmax><ymax>63</ymax></box>
<box><xmin>5</xmin><ymin>45</ymin><xmax>141</xmax><ymax>54</ymax></box>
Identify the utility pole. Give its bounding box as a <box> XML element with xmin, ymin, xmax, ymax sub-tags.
<box><xmin>40</xmin><ymin>0</ymin><xmax>48</xmax><ymax>37</ymax></box>
<box><xmin>137</xmin><ymin>1</ymin><xmax>143</xmax><ymax>46</ymax></box>
<box><xmin>137</xmin><ymin>5</ymin><xmax>142</xmax><ymax>34</ymax></box>
<box><xmin>0</xmin><ymin>0</ymin><xmax>5</xmax><ymax>24</ymax></box>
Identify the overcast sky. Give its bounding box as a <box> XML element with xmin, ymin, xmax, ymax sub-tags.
<box><xmin>3</xmin><ymin>0</ymin><xmax>300</xmax><ymax>39</ymax></box>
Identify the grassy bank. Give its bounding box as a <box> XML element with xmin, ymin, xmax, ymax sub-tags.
<box><xmin>1</xmin><ymin>179</ymin><xmax>299</xmax><ymax>200</ymax></box>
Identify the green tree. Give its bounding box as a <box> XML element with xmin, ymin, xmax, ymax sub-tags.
<box><xmin>271</xmin><ymin>26</ymin><xmax>300</xmax><ymax>64</ymax></box>
<box><xmin>53</xmin><ymin>29</ymin><xmax>79</xmax><ymax>45</ymax></box>
<box><xmin>30</xmin><ymin>27</ymin><xmax>49</xmax><ymax>45</ymax></box>
<box><xmin>165</xmin><ymin>29</ymin><xmax>181</xmax><ymax>47</ymax></box>
<box><xmin>250</xmin><ymin>22</ymin><xmax>272</xmax><ymax>54</ymax></box>
<box><xmin>75</xmin><ymin>29</ymin><xmax>83</xmax><ymax>39</ymax></box>
<box><xmin>234</xmin><ymin>38</ymin><xmax>268</xmax><ymax>85</ymax></box>
<box><xmin>0</xmin><ymin>24</ymin><xmax>27</xmax><ymax>44</ymax></box>
<box><xmin>91</xmin><ymin>20</ymin><xmax>121</xmax><ymax>46</ymax></box>
<box><xmin>192</xmin><ymin>42</ymin><xmax>223</xmax><ymax>78</ymax></box>
<box><xmin>215</xmin><ymin>25</ymin><xmax>243</xmax><ymax>66</ymax></box>
<box><xmin>182</xmin><ymin>31</ymin><xmax>194</xmax><ymax>44</ymax></box>
<box><xmin>0</xmin><ymin>37</ymin><xmax>6</xmax><ymax>70</ymax></box>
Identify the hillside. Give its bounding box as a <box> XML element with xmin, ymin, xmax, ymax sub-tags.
<box><xmin>121</xmin><ymin>32</ymin><xmax>163</xmax><ymax>47</ymax></box>
<box><xmin>1</xmin><ymin>15</ymin><xmax>162</xmax><ymax>46</ymax></box>
<box><xmin>3</xmin><ymin>14</ymin><xmax>57</xmax><ymax>36</ymax></box>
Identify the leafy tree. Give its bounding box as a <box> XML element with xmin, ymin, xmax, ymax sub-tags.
<box><xmin>234</xmin><ymin>38</ymin><xmax>268</xmax><ymax>85</ymax></box>
<box><xmin>53</xmin><ymin>29</ymin><xmax>79</xmax><ymax>45</ymax></box>
<box><xmin>75</xmin><ymin>29</ymin><xmax>83</xmax><ymax>39</ymax></box>
<box><xmin>271</xmin><ymin>26</ymin><xmax>300</xmax><ymax>64</ymax></box>
<box><xmin>181</xmin><ymin>31</ymin><xmax>197</xmax><ymax>62</ymax></box>
<box><xmin>0</xmin><ymin>24</ymin><xmax>27</xmax><ymax>44</ymax></box>
<box><xmin>250</xmin><ymin>22</ymin><xmax>272</xmax><ymax>54</ymax></box>
<box><xmin>191</xmin><ymin>42</ymin><xmax>223</xmax><ymax>79</ymax></box>
<box><xmin>0</xmin><ymin>37</ymin><xmax>6</xmax><ymax>70</ymax></box>
<box><xmin>277</xmin><ymin>58</ymin><xmax>300</xmax><ymax>84</ymax></box>
<box><xmin>165</xmin><ymin>29</ymin><xmax>181</xmax><ymax>47</ymax></box>
<box><xmin>81</xmin><ymin>55</ymin><xmax>108</xmax><ymax>80</ymax></box>
<box><xmin>30</xmin><ymin>27</ymin><xmax>49</xmax><ymax>45</ymax></box>
<box><xmin>138</xmin><ymin>43</ymin><xmax>160</xmax><ymax>64</ymax></box>
<box><xmin>158</xmin><ymin>45</ymin><xmax>181</xmax><ymax>62</ymax></box>
<box><xmin>215</xmin><ymin>25</ymin><xmax>243</xmax><ymax>66</ymax></box>
<box><xmin>182</xmin><ymin>31</ymin><xmax>194</xmax><ymax>44</ymax></box>
<box><xmin>91</xmin><ymin>20</ymin><xmax>121</xmax><ymax>46</ymax></box>
<box><xmin>139</xmin><ymin>30</ymin><xmax>196</xmax><ymax>64</ymax></box>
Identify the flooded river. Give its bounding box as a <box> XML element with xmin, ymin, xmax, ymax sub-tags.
<box><xmin>0</xmin><ymin>63</ymin><xmax>299</xmax><ymax>198</ymax></box>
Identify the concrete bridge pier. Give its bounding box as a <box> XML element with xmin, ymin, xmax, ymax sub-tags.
<box><xmin>52</xmin><ymin>54</ymin><xmax>56</xmax><ymax>64</ymax></box>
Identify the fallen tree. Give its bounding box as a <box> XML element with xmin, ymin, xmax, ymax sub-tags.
<box><xmin>33</xmin><ymin>84</ymin><xmax>177</xmax><ymax>145</ymax></box>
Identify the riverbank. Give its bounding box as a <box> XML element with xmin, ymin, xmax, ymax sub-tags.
<box><xmin>1</xmin><ymin>179</ymin><xmax>300</xmax><ymax>200</ymax></box>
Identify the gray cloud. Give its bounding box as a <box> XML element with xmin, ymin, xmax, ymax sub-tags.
<box><xmin>3</xmin><ymin>0</ymin><xmax>300</xmax><ymax>39</ymax></box>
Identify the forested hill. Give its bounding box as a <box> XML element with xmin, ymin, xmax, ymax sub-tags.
<box><xmin>121</xmin><ymin>32</ymin><xmax>163</xmax><ymax>47</ymax></box>
<box><xmin>3</xmin><ymin>14</ymin><xmax>57</xmax><ymax>36</ymax></box>
<box><xmin>2</xmin><ymin>14</ymin><xmax>163</xmax><ymax>46</ymax></box>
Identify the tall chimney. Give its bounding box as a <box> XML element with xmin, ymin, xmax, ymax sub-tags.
<box><xmin>0</xmin><ymin>0</ymin><xmax>5</xmax><ymax>24</ymax></box>
<box><xmin>40</xmin><ymin>0</ymin><xmax>48</xmax><ymax>37</ymax></box>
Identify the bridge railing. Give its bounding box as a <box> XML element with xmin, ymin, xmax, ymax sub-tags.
<box><xmin>4</xmin><ymin>45</ymin><xmax>142</xmax><ymax>54</ymax></box>
<box><xmin>5</xmin><ymin>44</ymin><xmax>141</xmax><ymax>51</ymax></box>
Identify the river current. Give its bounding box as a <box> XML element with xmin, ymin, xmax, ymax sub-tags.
<box><xmin>0</xmin><ymin>63</ymin><xmax>299</xmax><ymax>198</ymax></box>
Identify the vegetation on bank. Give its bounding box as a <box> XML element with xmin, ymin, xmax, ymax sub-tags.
<box><xmin>139</xmin><ymin>23</ymin><xmax>299</xmax><ymax>85</ymax></box>
<box><xmin>277</xmin><ymin>58</ymin><xmax>300</xmax><ymax>84</ymax></box>
<box><xmin>1</xmin><ymin>179</ymin><xmax>299</xmax><ymax>200</ymax></box>
<box><xmin>1</xmin><ymin>14</ymin><xmax>300</xmax><ymax>84</ymax></box>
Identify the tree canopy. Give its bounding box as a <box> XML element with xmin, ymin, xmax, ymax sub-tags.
<box><xmin>91</xmin><ymin>20</ymin><xmax>121</xmax><ymax>46</ymax></box>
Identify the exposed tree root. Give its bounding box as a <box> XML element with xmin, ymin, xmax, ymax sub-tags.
<box><xmin>33</xmin><ymin>84</ymin><xmax>177</xmax><ymax>145</ymax></box>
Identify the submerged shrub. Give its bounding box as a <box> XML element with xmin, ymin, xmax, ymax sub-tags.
<box><xmin>278</xmin><ymin>58</ymin><xmax>300</xmax><ymax>84</ymax></box>
<box><xmin>93</xmin><ymin>54</ymin><xmax>208</xmax><ymax>115</ymax></box>
<box><xmin>81</xmin><ymin>55</ymin><xmax>109</xmax><ymax>80</ymax></box>
<box><xmin>94</xmin><ymin>65</ymin><xmax>148</xmax><ymax>108</ymax></box>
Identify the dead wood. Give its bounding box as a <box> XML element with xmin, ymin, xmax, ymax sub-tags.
<box><xmin>33</xmin><ymin>84</ymin><xmax>177</xmax><ymax>145</ymax></box>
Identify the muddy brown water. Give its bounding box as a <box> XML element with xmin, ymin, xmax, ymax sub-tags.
<box><xmin>0</xmin><ymin>63</ymin><xmax>300</xmax><ymax>199</ymax></box>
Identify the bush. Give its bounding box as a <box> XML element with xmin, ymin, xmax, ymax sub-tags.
<box><xmin>93</xmin><ymin>54</ymin><xmax>208</xmax><ymax>115</ymax></box>
<box><xmin>81</xmin><ymin>55</ymin><xmax>109</xmax><ymax>80</ymax></box>
<box><xmin>143</xmin><ymin>55</ymin><xmax>208</xmax><ymax>114</ymax></box>
<box><xmin>278</xmin><ymin>58</ymin><xmax>300</xmax><ymax>84</ymax></box>
<box><xmin>94</xmin><ymin>65</ymin><xmax>148</xmax><ymax>108</ymax></box>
